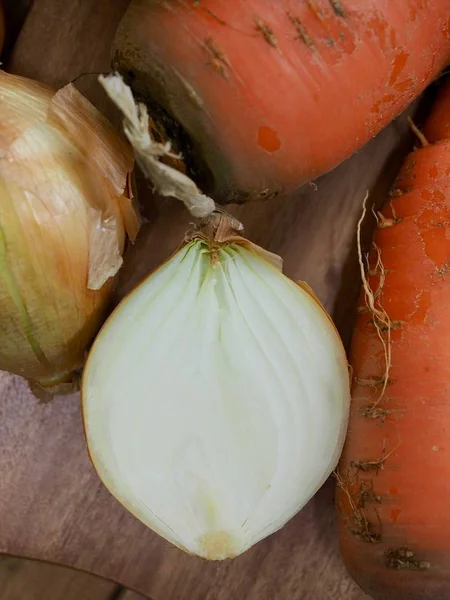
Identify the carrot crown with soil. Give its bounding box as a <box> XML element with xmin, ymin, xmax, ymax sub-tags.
<box><xmin>112</xmin><ymin>0</ymin><xmax>450</xmax><ymax>203</ymax></box>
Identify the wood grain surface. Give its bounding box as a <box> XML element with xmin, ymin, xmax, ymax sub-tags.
<box><xmin>0</xmin><ymin>557</ymin><xmax>149</xmax><ymax>600</ymax></box>
<box><xmin>0</xmin><ymin>0</ymin><xmax>421</xmax><ymax>598</ymax></box>
<box><xmin>0</xmin><ymin>557</ymin><xmax>117</xmax><ymax>600</ymax></box>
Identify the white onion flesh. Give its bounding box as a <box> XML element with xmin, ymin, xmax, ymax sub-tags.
<box><xmin>82</xmin><ymin>239</ymin><xmax>350</xmax><ymax>560</ymax></box>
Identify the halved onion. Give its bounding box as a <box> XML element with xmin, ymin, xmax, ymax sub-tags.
<box><xmin>82</xmin><ymin>232</ymin><xmax>350</xmax><ymax>560</ymax></box>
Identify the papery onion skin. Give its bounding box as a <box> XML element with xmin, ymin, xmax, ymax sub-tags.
<box><xmin>82</xmin><ymin>236</ymin><xmax>350</xmax><ymax>560</ymax></box>
<box><xmin>0</xmin><ymin>70</ymin><xmax>139</xmax><ymax>398</ymax></box>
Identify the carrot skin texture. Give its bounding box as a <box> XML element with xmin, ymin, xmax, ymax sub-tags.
<box><xmin>336</xmin><ymin>81</ymin><xmax>450</xmax><ymax>600</ymax></box>
<box><xmin>112</xmin><ymin>0</ymin><xmax>450</xmax><ymax>203</ymax></box>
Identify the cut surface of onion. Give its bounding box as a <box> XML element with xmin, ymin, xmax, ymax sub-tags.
<box><xmin>82</xmin><ymin>237</ymin><xmax>350</xmax><ymax>560</ymax></box>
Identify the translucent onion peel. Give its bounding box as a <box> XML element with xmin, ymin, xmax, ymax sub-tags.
<box><xmin>0</xmin><ymin>70</ymin><xmax>139</xmax><ymax>398</ymax></box>
<box><xmin>82</xmin><ymin>220</ymin><xmax>350</xmax><ymax>560</ymax></box>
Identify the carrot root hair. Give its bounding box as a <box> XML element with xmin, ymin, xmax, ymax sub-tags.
<box><xmin>356</xmin><ymin>195</ymin><xmax>393</xmax><ymax>413</ymax></box>
<box><xmin>335</xmin><ymin>470</ymin><xmax>382</xmax><ymax>544</ymax></box>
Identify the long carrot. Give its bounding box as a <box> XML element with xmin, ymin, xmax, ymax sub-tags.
<box><xmin>112</xmin><ymin>0</ymin><xmax>450</xmax><ymax>204</ymax></box>
<box><xmin>336</xmin><ymin>80</ymin><xmax>450</xmax><ymax>600</ymax></box>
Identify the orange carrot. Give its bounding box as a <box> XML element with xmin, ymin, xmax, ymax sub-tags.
<box><xmin>336</xmin><ymin>80</ymin><xmax>450</xmax><ymax>600</ymax></box>
<box><xmin>112</xmin><ymin>0</ymin><xmax>450</xmax><ymax>203</ymax></box>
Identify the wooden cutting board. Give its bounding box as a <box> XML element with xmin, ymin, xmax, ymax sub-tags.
<box><xmin>0</xmin><ymin>1</ymin><xmax>419</xmax><ymax>598</ymax></box>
